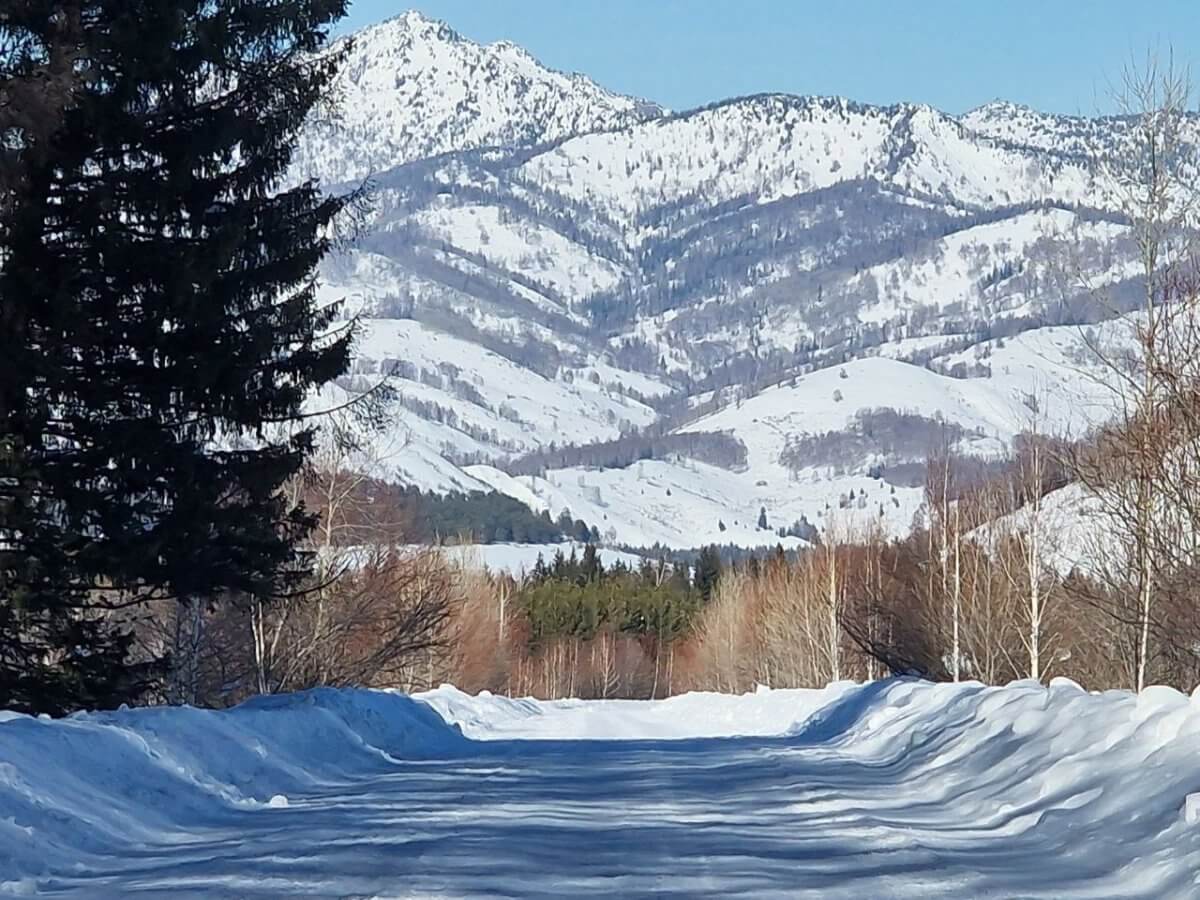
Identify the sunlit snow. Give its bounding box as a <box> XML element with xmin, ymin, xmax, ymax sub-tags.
<box><xmin>5</xmin><ymin>680</ymin><xmax>1200</xmax><ymax>896</ymax></box>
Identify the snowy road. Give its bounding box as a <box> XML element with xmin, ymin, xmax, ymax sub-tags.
<box><xmin>5</xmin><ymin>680</ymin><xmax>1200</xmax><ymax>897</ymax></box>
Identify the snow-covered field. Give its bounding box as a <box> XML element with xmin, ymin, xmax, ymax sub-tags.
<box><xmin>431</xmin><ymin>541</ymin><xmax>647</xmax><ymax>577</ymax></box>
<box><xmin>5</xmin><ymin>679</ymin><xmax>1200</xmax><ymax>896</ymax></box>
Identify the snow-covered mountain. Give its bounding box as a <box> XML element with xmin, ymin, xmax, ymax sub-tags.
<box><xmin>302</xmin><ymin>11</ymin><xmax>1199</xmax><ymax>549</ymax></box>
<box><xmin>291</xmin><ymin>11</ymin><xmax>662</xmax><ymax>187</ymax></box>
<box><xmin>519</xmin><ymin>94</ymin><xmax>1095</xmax><ymax>219</ymax></box>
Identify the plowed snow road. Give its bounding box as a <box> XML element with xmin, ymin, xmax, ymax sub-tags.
<box><xmin>9</xmin><ymin>680</ymin><xmax>1200</xmax><ymax>898</ymax></box>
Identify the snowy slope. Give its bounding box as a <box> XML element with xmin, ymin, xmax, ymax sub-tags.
<box><xmin>471</xmin><ymin>456</ymin><xmax>835</xmax><ymax>549</ymax></box>
<box><xmin>466</xmin><ymin>322</ymin><xmax>1126</xmax><ymax>549</ymax></box>
<box><xmin>7</xmin><ymin>680</ymin><xmax>1200</xmax><ymax>896</ymax></box>
<box><xmin>291</xmin><ymin>11</ymin><xmax>662</xmax><ymax>187</ymax></box>
<box><xmin>688</xmin><ymin>357</ymin><xmax>1014</xmax><ymax>459</ymax></box>
<box><xmin>973</xmin><ymin>481</ymin><xmax>1114</xmax><ymax>578</ymax></box>
<box><xmin>355</xmin><ymin>318</ymin><xmax>658</xmax><ymax>448</ymax></box>
<box><xmin>963</xmin><ymin>100</ymin><xmax>1200</xmax><ymax>160</ymax></box>
<box><xmin>411</xmin><ymin>203</ymin><xmax>626</xmax><ymax>303</ymax></box>
<box><xmin>335</xmin><ymin>317</ymin><xmax>659</xmax><ymax>490</ymax></box>
<box><xmin>851</xmin><ymin>208</ymin><xmax>1127</xmax><ymax>324</ymax></box>
<box><xmin>620</xmin><ymin>202</ymin><xmax>1137</xmax><ymax>368</ymax></box>
<box><xmin>519</xmin><ymin>95</ymin><xmax>1095</xmax><ymax>223</ymax></box>
<box><xmin>962</xmin><ymin>101</ymin><xmax>1115</xmax><ymax>155</ymax></box>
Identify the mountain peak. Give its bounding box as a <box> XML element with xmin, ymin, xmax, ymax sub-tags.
<box><xmin>964</xmin><ymin>99</ymin><xmax>1038</xmax><ymax>119</ymax></box>
<box><xmin>395</xmin><ymin>8</ymin><xmax>439</xmax><ymax>26</ymax></box>
<box><xmin>294</xmin><ymin>10</ymin><xmax>662</xmax><ymax>187</ymax></box>
<box><xmin>488</xmin><ymin>38</ymin><xmax>525</xmax><ymax>54</ymax></box>
<box><xmin>353</xmin><ymin>8</ymin><xmax>461</xmax><ymax>46</ymax></box>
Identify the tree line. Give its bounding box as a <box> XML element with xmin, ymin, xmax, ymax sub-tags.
<box><xmin>501</xmin><ymin>429</ymin><xmax>747</xmax><ymax>476</ymax></box>
<box><xmin>339</xmin><ymin>480</ymin><xmax>599</xmax><ymax>545</ymax></box>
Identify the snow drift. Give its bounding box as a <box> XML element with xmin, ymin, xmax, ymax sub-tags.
<box><xmin>4</xmin><ymin>679</ymin><xmax>1200</xmax><ymax>895</ymax></box>
<box><xmin>0</xmin><ymin>689</ymin><xmax>466</xmax><ymax>892</ymax></box>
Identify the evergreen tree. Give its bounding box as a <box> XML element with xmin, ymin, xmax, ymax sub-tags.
<box><xmin>757</xmin><ymin>506</ymin><xmax>768</xmax><ymax>530</ymax></box>
<box><xmin>580</xmin><ymin>544</ymin><xmax>602</xmax><ymax>583</ymax></box>
<box><xmin>771</xmin><ymin>544</ymin><xmax>787</xmax><ymax>568</ymax></box>
<box><xmin>638</xmin><ymin>558</ymin><xmax>656</xmax><ymax>583</ymax></box>
<box><xmin>0</xmin><ymin>0</ymin><xmax>353</xmax><ymax>712</ymax></box>
<box><xmin>693</xmin><ymin>545</ymin><xmax>722</xmax><ymax>602</ymax></box>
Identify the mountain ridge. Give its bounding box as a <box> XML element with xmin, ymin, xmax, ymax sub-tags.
<box><xmin>301</xmin><ymin>10</ymin><xmax>1195</xmax><ymax>549</ymax></box>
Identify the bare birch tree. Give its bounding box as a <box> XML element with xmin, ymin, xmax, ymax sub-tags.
<box><xmin>1070</xmin><ymin>54</ymin><xmax>1198</xmax><ymax>690</ymax></box>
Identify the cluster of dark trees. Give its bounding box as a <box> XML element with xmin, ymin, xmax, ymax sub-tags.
<box><xmin>408</xmin><ymin>491</ymin><xmax>575</xmax><ymax>544</ymax></box>
<box><xmin>778</xmin><ymin>409</ymin><xmax>980</xmax><ymax>475</ymax></box>
<box><xmin>0</xmin><ymin>1</ymin><xmax>354</xmax><ymax>713</ymax></box>
<box><xmin>977</xmin><ymin>258</ymin><xmax>1025</xmax><ymax>292</ymax></box>
<box><xmin>518</xmin><ymin>544</ymin><xmax>724</xmax><ymax>648</ymax></box>
<box><xmin>502</xmin><ymin>429</ymin><xmax>747</xmax><ymax>476</ymax></box>
<box><xmin>453</xmin><ymin>545</ymin><xmax>717</xmax><ymax>700</ymax></box>
<box><xmin>776</xmin><ymin>517</ymin><xmax>820</xmax><ymax>542</ymax></box>
<box><xmin>520</xmin><ymin>549</ymin><xmax>695</xmax><ymax>646</ymax></box>
<box><xmin>389</xmin><ymin>393</ymin><xmax>524</xmax><ymax>454</ymax></box>
<box><xmin>552</xmin><ymin>510</ymin><xmax>603</xmax><ymax>544</ymax></box>
<box><xmin>611</xmin><ymin>542</ymin><xmax>799</xmax><ymax>571</ymax></box>
<box><xmin>333</xmin><ymin>480</ymin><xmax>598</xmax><ymax>544</ymax></box>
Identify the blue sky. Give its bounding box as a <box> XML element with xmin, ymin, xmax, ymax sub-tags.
<box><xmin>340</xmin><ymin>1</ymin><xmax>1199</xmax><ymax>115</ymax></box>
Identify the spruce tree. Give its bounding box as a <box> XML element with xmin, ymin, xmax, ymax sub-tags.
<box><xmin>580</xmin><ymin>544</ymin><xmax>601</xmax><ymax>583</ymax></box>
<box><xmin>693</xmin><ymin>545</ymin><xmax>722</xmax><ymax>602</ymax></box>
<box><xmin>0</xmin><ymin>0</ymin><xmax>354</xmax><ymax>712</ymax></box>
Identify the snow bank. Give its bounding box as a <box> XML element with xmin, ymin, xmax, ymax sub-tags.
<box><xmin>776</xmin><ymin>678</ymin><xmax>1200</xmax><ymax>893</ymax></box>
<box><xmin>420</xmin><ymin>679</ymin><xmax>1200</xmax><ymax>894</ymax></box>
<box><xmin>418</xmin><ymin>682</ymin><xmax>860</xmax><ymax>740</ymax></box>
<box><xmin>0</xmin><ymin>689</ymin><xmax>465</xmax><ymax>890</ymax></box>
